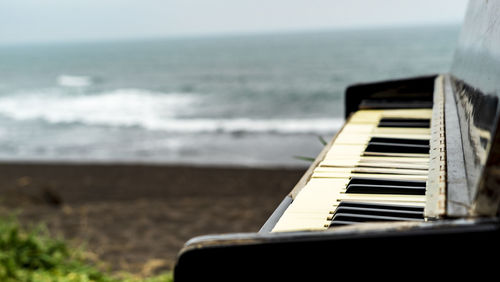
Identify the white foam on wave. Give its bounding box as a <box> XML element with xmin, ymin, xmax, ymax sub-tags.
<box><xmin>0</xmin><ymin>88</ymin><xmax>342</xmax><ymax>134</ymax></box>
<box><xmin>0</xmin><ymin>88</ymin><xmax>196</xmax><ymax>125</ymax></box>
<box><xmin>57</xmin><ymin>75</ymin><xmax>92</xmax><ymax>87</ymax></box>
<box><xmin>141</xmin><ymin>118</ymin><xmax>343</xmax><ymax>134</ymax></box>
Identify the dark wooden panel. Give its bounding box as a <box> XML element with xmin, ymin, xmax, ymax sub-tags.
<box><xmin>344</xmin><ymin>75</ymin><xmax>435</xmax><ymax>118</ymax></box>
<box><xmin>174</xmin><ymin>219</ymin><xmax>500</xmax><ymax>281</ymax></box>
<box><xmin>449</xmin><ymin>0</ymin><xmax>500</xmax><ymax>215</ymax></box>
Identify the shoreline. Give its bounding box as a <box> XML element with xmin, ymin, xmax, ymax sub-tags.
<box><xmin>0</xmin><ymin>162</ymin><xmax>305</xmax><ymax>274</ymax></box>
<box><xmin>0</xmin><ymin>160</ymin><xmax>308</xmax><ymax>169</ymax></box>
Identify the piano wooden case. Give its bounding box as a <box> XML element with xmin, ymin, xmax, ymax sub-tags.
<box><xmin>174</xmin><ymin>1</ymin><xmax>500</xmax><ymax>280</ymax></box>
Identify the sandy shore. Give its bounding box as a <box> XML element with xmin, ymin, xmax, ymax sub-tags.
<box><xmin>0</xmin><ymin>162</ymin><xmax>304</xmax><ymax>275</ymax></box>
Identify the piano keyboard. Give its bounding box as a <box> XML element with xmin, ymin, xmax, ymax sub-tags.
<box><xmin>272</xmin><ymin>108</ymin><xmax>436</xmax><ymax>232</ymax></box>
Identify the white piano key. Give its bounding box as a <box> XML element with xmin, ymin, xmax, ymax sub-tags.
<box><xmin>311</xmin><ymin>172</ymin><xmax>428</xmax><ymax>181</ymax></box>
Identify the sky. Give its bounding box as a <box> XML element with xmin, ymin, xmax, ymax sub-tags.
<box><xmin>0</xmin><ymin>0</ymin><xmax>469</xmax><ymax>45</ymax></box>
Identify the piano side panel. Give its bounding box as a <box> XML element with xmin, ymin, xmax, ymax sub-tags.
<box><xmin>476</xmin><ymin>119</ymin><xmax>500</xmax><ymax>216</ymax></box>
<box><xmin>450</xmin><ymin>0</ymin><xmax>500</xmax><ymax>216</ymax></box>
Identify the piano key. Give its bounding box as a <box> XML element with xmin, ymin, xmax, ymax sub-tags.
<box><xmin>345</xmin><ymin>178</ymin><xmax>426</xmax><ymax>195</ymax></box>
<box><xmin>345</xmin><ymin>184</ymin><xmax>426</xmax><ymax>195</ymax></box>
<box><xmin>378</xmin><ymin>109</ymin><xmax>433</xmax><ymax>118</ymax></box>
<box><xmin>330</xmin><ymin>213</ymin><xmax>423</xmax><ymax>224</ymax></box>
<box><xmin>333</xmin><ymin>135</ymin><xmax>432</xmax><ymax>146</ymax></box>
<box><xmin>331</xmin><ymin>211</ymin><xmax>424</xmax><ymax>222</ymax></box>
<box><xmin>312</xmin><ymin>172</ymin><xmax>428</xmax><ymax>181</ymax></box>
<box><xmin>329</xmin><ymin>220</ymin><xmax>357</xmax><ymax>227</ymax></box>
<box><xmin>361</xmin><ymin>133</ymin><xmax>431</xmax><ymax>140</ymax></box>
<box><xmin>356</xmin><ymin>162</ymin><xmax>428</xmax><ymax>170</ymax></box>
<box><xmin>357</xmin><ymin>156</ymin><xmax>429</xmax><ymax>163</ymax></box>
<box><xmin>280</xmin><ymin>179</ymin><xmax>347</xmax><ymax>211</ymax></box>
<box><xmin>333</xmin><ymin>206</ymin><xmax>424</xmax><ymax>219</ymax></box>
<box><xmin>320</xmin><ymin>161</ymin><xmax>429</xmax><ymax>170</ymax></box>
<box><xmin>377</xmin><ymin>122</ymin><xmax>430</xmax><ymax>128</ymax></box>
<box><xmin>377</xmin><ymin>117</ymin><xmax>430</xmax><ymax>124</ymax></box>
<box><xmin>337</xmin><ymin>126</ymin><xmax>431</xmax><ymax>137</ymax></box>
<box><xmin>321</xmin><ymin>156</ymin><xmax>430</xmax><ymax>164</ymax></box>
<box><xmin>334</xmin><ymin>201</ymin><xmax>425</xmax><ymax>212</ymax></box>
<box><xmin>363</xmin><ymin>151</ymin><xmax>430</xmax><ymax>158</ymax></box>
<box><xmin>332</xmin><ymin>206</ymin><xmax>424</xmax><ymax>218</ymax></box>
<box><xmin>324</xmin><ymin>144</ymin><xmax>431</xmax><ymax>159</ymax></box>
<box><xmin>378</xmin><ymin>118</ymin><xmax>430</xmax><ymax>128</ymax></box>
<box><xmin>335</xmin><ymin>200</ymin><xmax>426</xmax><ymax>208</ymax></box>
<box><xmin>337</xmin><ymin>193</ymin><xmax>426</xmax><ymax>203</ymax></box>
<box><xmin>364</xmin><ymin>142</ymin><xmax>429</xmax><ymax>154</ymax></box>
<box><xmin>347</xmin><ymin>177</ymin><xmax>426</xmax><ymax>187</ymax></box>
<box><xmin>330</xmin><ymin>143</ymin><xmax>430</xmax><ymax>159</ymax></box>
<box><xmin>313</xmin><ymin>167</ymin><xmax>428</xmax><ymax>176</ymax></box>
<box><xmin>369</xmin><ymin>137</ymin><xmax>429</xmax><ymax>146</ymax></box>
<box><xmin>372</xmin><ymin>127</ymin><xmax>431</xmax><ymax>135</ymax></box>
<box><xmin>348</xmin><ymin>109</ymin><xmax>433</xmax><ymax>123</ymax></box>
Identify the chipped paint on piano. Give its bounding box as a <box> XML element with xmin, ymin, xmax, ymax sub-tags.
<box><xmin>174</xmin><ymin>1</ymin><xmax>500</xmax><ymax>280</ymax></box>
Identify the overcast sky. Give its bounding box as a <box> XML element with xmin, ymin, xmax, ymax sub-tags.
<box><xmin>0</xmin><ymin>0</ymin><xmax>469</xmax><ymax>45</ymax></box>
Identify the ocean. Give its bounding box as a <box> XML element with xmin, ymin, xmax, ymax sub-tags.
<box><xmin>0</xmin><ymin>26</ymin><xmax>460</xmax><ymax>167</ymax></box>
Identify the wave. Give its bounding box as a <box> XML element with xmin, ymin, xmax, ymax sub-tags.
<box><xmin>0</xmin><ymin>87</ymin><xmax>196</xmax><ymax>123</ymax></box>
<box><xmin>125</xmin><ymin>117</ymin><xmax>343</xmax><ymax>134</ymax></box>
<box><xmin>57</xmin><ymin>75</ymin><xmax>93</xmax><ymax>87</ymax></box>
<box><xmin>0</xmin><ymin>88</ymin><xmax>342</xmax><ymax>134</ymax></box>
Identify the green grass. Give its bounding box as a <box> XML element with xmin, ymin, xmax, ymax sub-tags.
<box><xmin>293</xmin><ymin>135</ymin><xmax>328</xmax><ymax>163</ymax></box>
<box><xmin>0</xmin><ymin>215</ymin><xmax>173</xmax><ymax>282</ymax></box>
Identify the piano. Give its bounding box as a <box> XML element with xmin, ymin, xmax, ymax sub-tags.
<box><xmin>174</xmin><ymin>1</ymin><xmax>500</xmax><ymax>280</ymax></box>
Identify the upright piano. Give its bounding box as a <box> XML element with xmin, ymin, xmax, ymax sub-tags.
<box><xmin>174</xmin><ymin>1</ymin><xmax>500</xmax><ymax>280</ymax></box>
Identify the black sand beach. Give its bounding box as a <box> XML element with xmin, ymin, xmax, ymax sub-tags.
<box><xmin>0</xmin><ymin>162</ymin><xmax>304</xmax><ymax>275</ymax></box>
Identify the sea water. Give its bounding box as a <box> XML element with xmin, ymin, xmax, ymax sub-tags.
<box><xmin>0</xmin><ymin>26</ymin><xmax>460</xmax><ymax>167</ymax></box>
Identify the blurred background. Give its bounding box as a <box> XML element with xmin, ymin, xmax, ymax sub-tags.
<box><xmin>0</xmin><ymin>0</ymin><xmax>468</xmax><ymax>278</ymax></box>
<box><xmin>0</xmin><ymin>0</ymin><xmax>467</xmax><ymax>167</ymax></box>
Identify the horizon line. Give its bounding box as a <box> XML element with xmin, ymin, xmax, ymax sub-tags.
<box><xmin>0</xmin><ymin>21</ymin><xmax>462</xmax><ymax>47</ymax></box>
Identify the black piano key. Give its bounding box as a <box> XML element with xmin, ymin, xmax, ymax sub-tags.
<box><xmin>380</xmin><ymin>118</ymin><xmax>430</xmax><ymax>123</ymax></box>
<box><xmin>348</xmin><ymin>177</ymin><xmax>426</xmax><ymax>188</ymax></box>
<box><xmin>333</xmin><ymin>206</ymin><xmax>424</xmax><ymax>219</ymax></box>
<box><xmin>330</xmin><ymin>213</ymin><xmax>423</xmax><ymax>224</ymax></box>
<box><xmin>328</xmin><ymin>202</ymin><xmax>425</xmax><ymax>228</ymax></box>
<box><xmin>378</xmin><ymin>121</ymin><xmax>430</xmax><ymax>128</ymax></box>
<box><xmin>378</xmin><ymin>118</ymin><xmax>430</xmax><ymax>128</ymax></box>
<box><xmin>345</xmin><ymin>184</ymin><xmax>426</xmax><ymax>195</ymax></box>
<box><xmin>329</xmin><ymin>220</ymin><xmax>357</xmax><ymax>227</ymax></box>
<box><xmin>369</xmin><ymin>137</ymin><xmax>429</xmax><ymax>146</ymax></box>
<box><xmin>346</xmin><ymin>177</ymin><xmax>426</xmax><ymax>196</ymax></box>
<box><xmin>336</xmin><ymin>201</ymin><xmax>424</xmax><ymax>212</ymax></box>
<box><xmin>364</xmin><ymin>142</ymin><xmax>429</xmax><ymax>154</ymax></box>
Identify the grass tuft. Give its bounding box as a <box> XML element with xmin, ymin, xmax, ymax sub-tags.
<box><xmin>0</xmin><ymin>215</ymin><xmax>172</xmax><ymax>282</ymax></box>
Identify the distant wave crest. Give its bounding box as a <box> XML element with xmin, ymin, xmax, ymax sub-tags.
<box><xmin>57</xmin><ymin>75</ymin><xmax>93</xmax><ymax>87</ymax></box>
<box><xmin>0</xmin><ymin>88</ymin><xmax>341</xmax><ymax>134</ymax></box>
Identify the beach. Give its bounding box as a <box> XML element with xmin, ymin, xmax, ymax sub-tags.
<box><xmin>0</xmin><ymin>162</ymin><xmax>304</xmax><ymax>275</ymax></box>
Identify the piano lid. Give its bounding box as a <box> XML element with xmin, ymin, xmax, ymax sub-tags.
<box><xmin>448</xmin><ymin>0</ymin><xmax>500</xmax><ymax>216</ymax></box>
